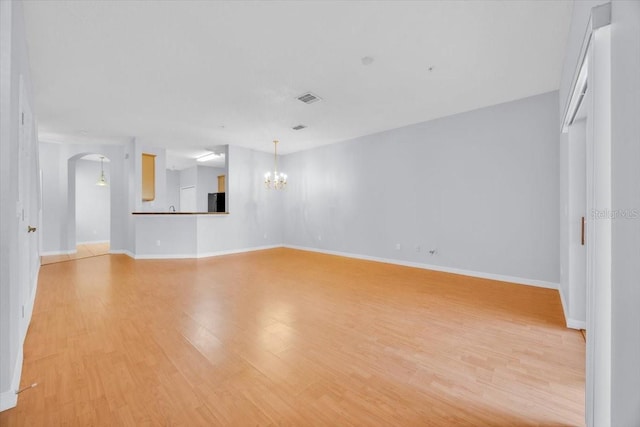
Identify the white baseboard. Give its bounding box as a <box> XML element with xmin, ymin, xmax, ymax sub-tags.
<box><xmin>566</xmin><ymin>318</ymin><xmax>586</xmax><ymax>330</ymax></box>
<box><xmin>41</xmin><ymin>241</ymin><xmax>110</xmax><ymax>256</ymax></box>
<box><xmin>76</xmin><ymin>239</ymin><xmax>109</xmax><ymax>245</ymax></box>
<box><xmin>40</xmin><ymin>249</ymin><xmax>76</xmax><ymax>256</ymax></box>
<box><xmin>133</xmin><ymin>253</ymin><xmax>196</xmax><ymax>260</ymax></box>
<box><xmin>283</xmin><ymin>245</ymin><xmax>559</xmax><ymax>290</ymax></box>
<box><xmin>0</xmin><ymin>347</ymin><xmax>22</xmax><ymax>412</ymax></box>
<box><xmin>558</xmin><ymin>285</ymin><xmax>587</xmax><ymax>330</ymax></box>
<box><xmin>196</xmin><ymin>244</ymin><xmax>282</xmax><ymax>259</ymax></box>
<box><xmin>109</xmin><ymin>249</ymin><xmax>135</xmax><ymax>258</ymax></box>
<box><xmin>129</xmin><ymin>244</ymin><xmax>282</xmax><ymax>260</ymax></box>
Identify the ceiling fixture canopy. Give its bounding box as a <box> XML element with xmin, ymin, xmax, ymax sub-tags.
<box><xmin>96</xmin><ymin>156</ymin><xmax>108</xmax><ymax>186</ymax></box>
<box><xmin>264</xmin><ymin>140</ymin><xmax>287</xmax><ymax>190</ymax></box>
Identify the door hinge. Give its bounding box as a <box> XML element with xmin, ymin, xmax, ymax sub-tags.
<box><xmin>21</xmin><ymin>112</ymin><xmax>24</xmax><ymax>125</ymax></box>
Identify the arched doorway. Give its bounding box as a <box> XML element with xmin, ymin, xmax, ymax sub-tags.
<box><xmin>41</xmin><ymin>152</ymin><xmax>112</xmax><ymax>264</ymax></box>
<box><xmin>74</xmin><ymin>154</ymin><xmax>110</xmax><ymax>257</ymax></box>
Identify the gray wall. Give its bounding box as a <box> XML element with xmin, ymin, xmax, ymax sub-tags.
<box><xmin>75</xmin><ymin>159</ymin><xmax>110</xmax><ymax>243</ymax></box>
<box><xmin>39</xmin><ymin>142</ymin><xmax>66</xmax><ymax>252</ymax></box>
<box><xmin>282</xmin><ymin>91</ymin><xmax>560</xmax><ymax>285</ymax></box>
<box><xmin>610</xmin><ymin>1</ymin><xmax>640</xmax><ymax>425</ymax></box>
<box><xmin>179</xmin><ymin>165</ymin><xmax>197</xmax><ymax>189</ymax></box>
<box><xmin>166</xmin><ymin>169</ymin><xmax>180</xmax><ymax>212</ymax></box>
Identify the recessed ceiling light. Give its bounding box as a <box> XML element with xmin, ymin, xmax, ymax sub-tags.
<box><xmin>361</xmin><ymin>56</ymin><xmax>374</xmax><ymax>66</ymax></box>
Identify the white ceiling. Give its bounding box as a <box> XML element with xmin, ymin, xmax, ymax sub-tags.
<box><xmin>23</xmin><ymin>0</ymin><xmax>573</xmax><ymax>157</ymax></box>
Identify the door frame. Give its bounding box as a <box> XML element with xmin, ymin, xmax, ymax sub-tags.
<box><xmin>560</xmin><ymin>4</ymin><xmax>611</xmax><ymax>427</ymax></box>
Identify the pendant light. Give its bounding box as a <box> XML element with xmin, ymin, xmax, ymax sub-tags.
<box><xmin>96</xmin><ymin>156</ymin><xmax>107</xmax><ymax>186</ymax></box>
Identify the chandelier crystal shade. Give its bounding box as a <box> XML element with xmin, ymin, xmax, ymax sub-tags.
<box><xmin>96</xmin><ymin>156</ymin><xmax>108</xmax><ymax>186</ymax></box>
<box><xmin>264</xmin><ymin>140</ymin><xmax>287</xmax><ymax>190</ymax></box>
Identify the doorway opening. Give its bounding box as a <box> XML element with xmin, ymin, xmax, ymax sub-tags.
<box><xmin>42</xmin><ymin>153</ymin><xmax>111</xmax><ymax>265</ymax></box>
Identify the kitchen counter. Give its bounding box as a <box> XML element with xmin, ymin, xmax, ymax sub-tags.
<box><xmin>132</xmin><ymin>212</ymin><xmax>228</xmax><ymax>215</ymax></box>
<box><xmin>132</xmin><ymin>213</ymin><xmax>234</xmax><ymax>258</ymax></box>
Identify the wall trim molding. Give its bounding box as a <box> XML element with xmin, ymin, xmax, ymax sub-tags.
<box><xmin>196</xmin><ymin>244</ymin><xmax>281</xmax><ymax>259</ymax></box>
<box><xmin>559</xmin><ymin>286</ymin><xmax>587</xmax><ymax>330</ymax></box>
<box><xmin>126</xmin><ymin>244</ymin><xmax>282</xmax><ymax>260</ymax></box>
<box><xmin>132</xmin><ymin>253</ymin><xmax>195</xmax><ymax>260</ymax></box>
<box><xmin>109</xmin><ymin>249</ymin><xmax>135</xmax><ymax>258</ymax></box>
<box><xmin>566</xmin><ymin>318</ymin><xmax>587</xmax><ymax>330</ymax></box>
<box><xmin>284</xmin><ymin>245</ymin><xmax>559</xmax><ymax>290</ymax></box>
<box><xmin>40</xmin><ymin>249</ymin><xmax>76</xmax><ymax>256</ymax></box>
<box><xmin>76</xmin><ymin>239</ymin><xmax>109</xmax><ymax>245</ymax></box>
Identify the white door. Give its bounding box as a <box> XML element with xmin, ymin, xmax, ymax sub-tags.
<box><xmin>179</xmin><ymin>186</ymin><xmax>196</xmax><ymax>212</ymax></box>
<box><xmin>18</xmin><ymin>75</ymin><xmax>35</xmax><ymax>336</ymax></box>
<box><xmin>585</xmin><ymin>25</ymin><xmax>612</xmax><ymax>427</ymax></box>
<box><xmin>567</xmin><ymin>100</ymin><xmax>588</xmax><ymax>326</ymax></box>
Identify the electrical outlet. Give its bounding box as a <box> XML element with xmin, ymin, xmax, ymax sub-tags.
<box><xmin>156</xmin><ymin>240</ymin><xmax>161</xmax><ymax>246</ymax></box>
<box><xmin>429</xmin><ymin>248</ymin><xmax>438</xmax><ymax>256</ymax></box>
<box><xmin>318</xmin><ymin>234</ymin><xmax>322</xmax><ymax>241</ymax></box>
<box><xmin>415</xmin><ymin>245</ymin><xmax>421</xmax><ymax>252</ymax></box>
<box><xmin>395</xmin><ymin>243</ymin><xmax>401</xmax><ymax>250</ymax></box>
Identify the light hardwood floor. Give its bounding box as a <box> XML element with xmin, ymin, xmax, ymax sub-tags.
<box><xmin>41</xmin><ymin>242</ymin><xmax>110</xmax><ymax>265</ymax></box>
<box><xmin>1</xmin><ymin>248</ymin><xmax>585</xmax><ymax>426</ymax></box>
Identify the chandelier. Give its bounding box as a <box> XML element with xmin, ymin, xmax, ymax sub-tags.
<box><xmin>264</xmin><ymin>140</ymin><xmax>287</xmax><ymax>190</ymax></box>
<box><xmin>96</xmin><ymin>156</ymin><xmax>108</xmax><ymax>186</ymax></box>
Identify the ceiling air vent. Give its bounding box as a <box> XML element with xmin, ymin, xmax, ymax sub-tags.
<box><xmin>292</xmin><ymin>124</ymin><xmax>307</xmax><ymax>131</ymax></box>
<box><xmin>296</xmin><ymin>92</ymin><xmax>322</xmax><ymax>104</ymax></box>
